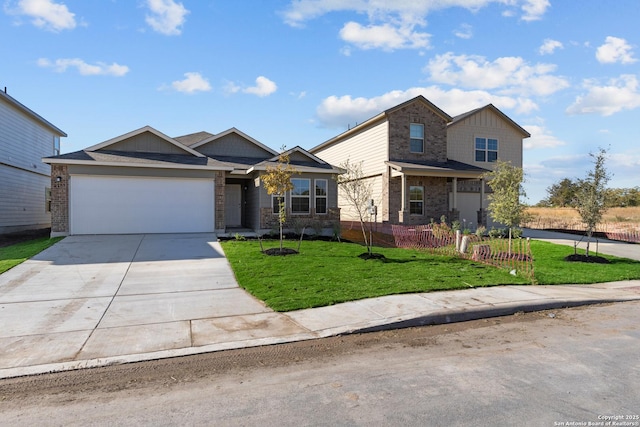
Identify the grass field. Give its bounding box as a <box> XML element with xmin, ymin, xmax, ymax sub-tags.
<box><xmin>222</xmin><ymin>239</ymin><xmax>640</xmax><ymax>312</ymax></box>
<box><xmin>0</xmin><ymin>237</ymin><xmax>63</xmax><ymax>274</ymax></box>
<box><xmin>524</xmin><ymin>206</ymin><xmax>640</xmax><ymax>231</ymax></box>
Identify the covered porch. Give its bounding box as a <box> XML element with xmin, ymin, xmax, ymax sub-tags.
<box><xmin>385</xmin><ymin>160</ymin><xmax>488</xmax><ymax>228</ymax></box>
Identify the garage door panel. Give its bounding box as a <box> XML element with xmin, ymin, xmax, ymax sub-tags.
<box><xmin>71</xmin><ymin>176</ymin><xmax>215</xmax><ymax>234</ymax></box>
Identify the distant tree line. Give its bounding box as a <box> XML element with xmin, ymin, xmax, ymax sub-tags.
<box><xmin>538</xmin><ymin>179</ymin><xmax>640</xmax><ymax>208</ymax></box>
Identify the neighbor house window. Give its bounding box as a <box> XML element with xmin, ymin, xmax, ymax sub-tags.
<box><xmin>272</xmin><ymin>194</ymin><xmax>285</xmax><ymax>214</ymax></box>
<box><xmin>291</xmin><ymin>178</ymin><xmax>310</xmax><ymax>214</ymax></box>
<box><xmin>409</xmin><ymin>186</ymin><xmax>424</xmax><ymax>215</ymax></box>
<box><xmin>475</xmin><ymin>137</ymin><xmax>498</xmax><ymax>162</ymax></box>
<box><xmin>53</xmin><ymin>136</ymin><xmax>60</xmax><ymax>156</ymax></box>
<box><xmin>45</xmin><ymin>187</ymin><xmax>51</xmax><ymax>212</ymax></box>
<box><xmin>410</xmin><ymin>123</ymin><xmax>424</xmax><ymax>153</ymax></box>
<box><xmin>315</xmin><ymin>179</ymin><xmax>328</xmax><ymax>214</ymax></box>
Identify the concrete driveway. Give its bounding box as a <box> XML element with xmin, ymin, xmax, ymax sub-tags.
<box><xmin>0</xmin><ymin>234</ymin><xmax>308</xmax><ymax>375</ymax></box>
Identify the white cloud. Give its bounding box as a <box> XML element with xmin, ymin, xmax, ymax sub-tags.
<box><xmin>283</xmin><ymin>1</ymin><xmax>550</xmax><ymax>27</ymax></box>
<box><xmin>539</xmin><ymin>38</ymin><xmax>563</xmax><ymax>55</ymax></box>
<box><xmin>454</xmin><ymin>23</ymin><xmax>473</xmax><ymax>39</ymax></box>
<box><xmin>522</xmin><ymin>124</ymin><xmax>566</xmax><ymax>149</ymax></box>
<box><xmin>566</xmin><ymin>74</ymin><xmax>640</xmax><ymax>116</ymax></box>
<box><xmin>225</xmin><ymin>76</ymin><xmax>278</xmax><ymax>97</ymax></box>
<box><xmin>339</xmin><ymin>21</ymin><xmax>429</xmax><ymax>51</ymax></box>
<box><xmin>596</xmin><ymin>36</ymin><xmax>637</xmax><ymax>64</ymax></box>
<box><xmin>37</xmin><ymin>58</ymin><xmax>129</xmax><ymax>76</ymax></box>
<box><xmin>425</xmin><ymin>52</ymin><xmax>569</xmax><ymax>97</ymax></box>
<box><xmin>316</xmin><ymin>86</ymin><xmax>538</xmax><ymax>129</ymax></box>
<box><xmin>168</xmin><ymin>72</ymin><xmax>211</xmax><ymax>94</ymax></box>
<box><xmin>520</xmin><ymin>0</ymin><xmax>550</xmax><ymax>21</ymax></box>
<box><xmin>8</xmin><ymin>0</ymin><xmax>76</xmax><ymax>31</ymax></box>
<box><xmin>282</xmin><ymin>1</ymin><xmax>549</xmax><ymax>51</ymax></box>
<box><xmin>145</xmin><ymin>0</ymin><xmax>189</xmax><ymax>36</ymax></box>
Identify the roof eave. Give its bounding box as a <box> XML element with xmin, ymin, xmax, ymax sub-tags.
<box><xmin>42</xmin><ymin>158</ymin><xmax>234</xmax><ymax>171</ymax></box>
<box><xmin>0</xmin><ymin>91</ymin><xmax>67</xmax><ymax>137</ymax></box>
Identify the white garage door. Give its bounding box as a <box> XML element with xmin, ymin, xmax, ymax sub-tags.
<box><xmin>70</xmin><ymin>175</ymin><xmax>215</xmax><ymax>234</ymax></box>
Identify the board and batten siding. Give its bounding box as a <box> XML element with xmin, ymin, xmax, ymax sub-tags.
<box><xmin>105</xmin><ymin>132</ymin><xmax>188</xmax><ymax>155</ymax></box>
<box><xmin>313</xmin><ymin>121</ymin><xmax>389</xmax><ymax>178</ymax></box>
<box><xmin>196</xmin><ymin>134</ymin><xmax>273</xmax><ymax>158</ymax></box>
<box><xmin>0</xmin><ymin>96</ymin><xmax>58</xmax><ymax>232</ymax></box>
<box><xmin>447</xmin><ymin>108</ymin><xmax>524</xmax><ymax>169</ymax></box>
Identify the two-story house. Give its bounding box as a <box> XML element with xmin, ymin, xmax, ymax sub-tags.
<box><xmin>43</xmin><ymin>126</ymin><xmax>341</xmax><ymax>236</ymax></box>
<box><xmin>310</xmin><ymin>95</ymin><xmax>529</xmax><ymax>229</ymax></box>
<box><xmin>0</xmin><ymin>89</ymin><xmax>67</xmax><ymax>235</ymax></box>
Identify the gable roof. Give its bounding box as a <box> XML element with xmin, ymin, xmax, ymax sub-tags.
<box><xmin>449</xmin><ymin>104</ymin><xmax>531</xmax><ymax>138</ymax></box>
<box><xmin>173</xmin><ymin>131</ymin><xmax>215</xmax><ymax>147</ymax></box>
<box><xmin>0</xmin><ymin>89</ymin><xmax>67</xmax><ymax>137</ymax></box>
<box><xmin>43</xmin><ymin>149</ymin><xmax>233</xmax><ymax>171</ymax></box>
<box><xmin>248</xmin><ymin>146</ymin><xmax>343</xmax><ymax>174</ymax></box>
<box><xmin>85</xmin><ymin>125</ymin><xmax>206</xmax><ymax>157</ymax></box>
<box><xmin>190</xmin><ymin>127</ymin><xmax>279</xmax><ymax>156</ymax></box>
<box><xmin>310</xmin><ymin>95</ymin><xmax>453</xmax><ymax>154</ymax></box>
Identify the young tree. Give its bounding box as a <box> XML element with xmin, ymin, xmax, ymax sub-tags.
<box><xmin>483</xmin><ymin>160</ymin><xmax>527</xmax><ymax>253</ymax></box>
<box><xmin>261</xmin><ymin>148</ymin><xmax>297</xmax><ymax>252</ymax></box>
<box><xmin>335</xmin><ymin>159</ymin><xmax>374</xmax><ymax>255</ymax></box>
<box><xmin>574</xmin><ymin>148</ymin><xmax>610</xmax><ymax>256</ymax></box>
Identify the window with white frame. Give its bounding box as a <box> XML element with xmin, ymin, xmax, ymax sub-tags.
<box><xmin>291</xmin><ymin>178</ymin><xmax>310</xmax><ymax>214</ymax></box>
<box><xmin>272</xmin><ymin>194</ymin><xmax>285</xmax><ymax>214</ymax></box>
<box><xmin>475</xmin><ymin>137</ymin><xmax>498</xmax><ymax>162</ymax></box>
<box><xmin>315</xmin><ymin>179</ymin><xmax>328</xmax><ymax>214</ymax></box>
<box><xmin>410</xmin><ymin>123</ymin><xmax>424</xmax><ymax>153</ymax></box>
<box><xmin>53</xmin><ymin>136</ymin><xmax>60</xmax><ymax>156</ymax></box>
<box><xmin>409</xmin><ymin>186</ymin><xmax>424</xmax><ymax>215</ymax></box>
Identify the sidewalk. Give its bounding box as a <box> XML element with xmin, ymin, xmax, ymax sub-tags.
<box><xmin>1</xmin><ymin>230</ymin><xmax>639</xmax><ymax>380</ymax></box>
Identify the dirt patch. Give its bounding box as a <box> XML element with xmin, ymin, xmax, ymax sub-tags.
<box><xmin>564</xmin><ymin>254</ymin><xmax>611</xmax><ymax>264</ymax></box>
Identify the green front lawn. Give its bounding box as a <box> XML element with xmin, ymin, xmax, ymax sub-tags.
<box><xmin>222</xmin><ymin>239</ymin><xmax>640</xmax><ymax>312</ymax></box>
<box><xmin>0</xmin><ymin>237</ymin><xmax>63</xmax><ymax>274</ymax></box>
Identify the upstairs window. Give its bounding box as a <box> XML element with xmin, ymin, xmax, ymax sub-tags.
<box><xmin>53</xmin><ymin>136</ymin><xmax>60</xmax><ymax>156</ymax></box>
<box><xmin>315</xmin><ymin>179</ymin><xmax>328</xmax><ymax>214</ymax></box>
<box><xmin>475</xmin><ymin>137</ymin><xmax>498</xmax><ymax>162</ymax></box>
<box><xmin>410</xmin><ymin>123</ymin><xmax>424</xmax><ymax>153</ymax></box>
<box><xmin>291</xmin><ymin>178</ymin><xmax>310</xmax><ymax>214</ymax></box>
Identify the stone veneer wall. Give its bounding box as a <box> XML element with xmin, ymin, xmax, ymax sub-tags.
<box><xmin>215</xmin><ymin>171</ymin><xmax>226</xmax><ymax>231</ymax></box>
<box><xmin>50</xmin><ymin>164</ymin><xmax>69</xmax><ymax>235</ymax></box>
<box><xmin>387</xmin><ymin>176</ymin><xmax>449</xmax><ymax>225</ymax></box>
<box><xmin>387</xmin><ymin>102</ymin><xmax>448</xmax><ymax>163</ymax></box>
<box><xmin>260</xmin><ymin>207</ymin><xmax>340</xmax><ymax>232</ymax></box>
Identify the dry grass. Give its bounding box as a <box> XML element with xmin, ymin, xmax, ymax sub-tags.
<box><xmin>524</xmin><ymin>206</ymin><xmax>640</xmax><ymax>232</ymax></box>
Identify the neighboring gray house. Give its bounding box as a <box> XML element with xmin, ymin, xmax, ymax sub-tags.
<box><xmin>0</xmin><ymin>89</ymin><xmax>67</xmax><ymax>234</ymax></box>
<box><xmin>310</xmin><ymin>95</ymin><xmax>530</xmax><ymax>229</ymax></box>
<box><xmin>43</xmin><ymin>126</ymin><xmax>341</xmax><ymax>236</ymax></box>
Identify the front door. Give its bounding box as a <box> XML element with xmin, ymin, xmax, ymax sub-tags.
<box><xmin>225</xmin><ymin>184</ymin><xmax>242</xmax><ymax>227</ymax></box>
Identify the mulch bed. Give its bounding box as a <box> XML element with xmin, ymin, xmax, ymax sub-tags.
<box><xmin>263</xmin><ymin>247</ymin><xmax>299</xmax><ymax>256</ymax></box>
<box><xmin>564</xmin><ymin>254</ymin><xmax>611</xmax><ymax>264</ymax></box>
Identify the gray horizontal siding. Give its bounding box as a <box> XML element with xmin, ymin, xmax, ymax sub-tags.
<box><xmin>0</xmin><ymin>165</ymin><xmax>50</xmax><ymax>230</ymax></box>
<box><xmin>0</xmin><ymin>99</ymin><xmax>56</xmax><ymax>176</ymax></box>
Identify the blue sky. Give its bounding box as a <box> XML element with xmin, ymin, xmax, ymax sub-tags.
<box><xmin>2</xmin><ymin>0</ymin><xmax>639</xmax><ymax>203</ymax></box>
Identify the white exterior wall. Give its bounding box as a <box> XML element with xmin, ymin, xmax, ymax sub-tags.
<box><xmin>0</xmin><ymin>97</ymin><xmax>58</xmax><ymax>233</ymax></box>
<box><xmin>337</xmin><ymin>175</ymin><xmax>384</xmax><ymax>222</ymax></box>
<box><xmin>447</xmin><ymin>109</ymin><xmax>524</xmax><ymax>169</ymax></box>
<box><xmin>313</xmin><ymin>120</ymin><xmax>389</xmax><ymax>178</ymax></box>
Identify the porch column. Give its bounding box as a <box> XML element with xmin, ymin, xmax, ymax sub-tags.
<box><xmin>478</xmin><ymin>178</ymin><xmax>486</xmax><ymax>227</ymax></box>
<box><xmin>398</xmin><ymin>172</ymin><xmax>408</xmax><ymax>223</ymax></box>
<box><xmin>452</xmin><ymin>177</ymin><xmax>458</xmax><ymax>210</ymax></box>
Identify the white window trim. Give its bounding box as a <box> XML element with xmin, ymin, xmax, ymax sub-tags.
<box><xmin>410</xmin><ymin>123</ymin><xmax>424</xmax><ymax>154</ymax></box>
<box><xmin>290</xmin><ymin>178</ymin><xmax>311</xmax><ymax>215</ymax></box>
<box><xmin>475</xmin><ymin>136</ymin><xmax>499</xmax><ymax>163</ymax></box>
<box><xmin>409</xmin><ymin>185</ymin><xmax>424</xmax><ymax>216</ymax></box>
<box><xmin>315</xmin><ymin>179</ymin><xmax>328</xmax><ymax>215</ymax></box>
